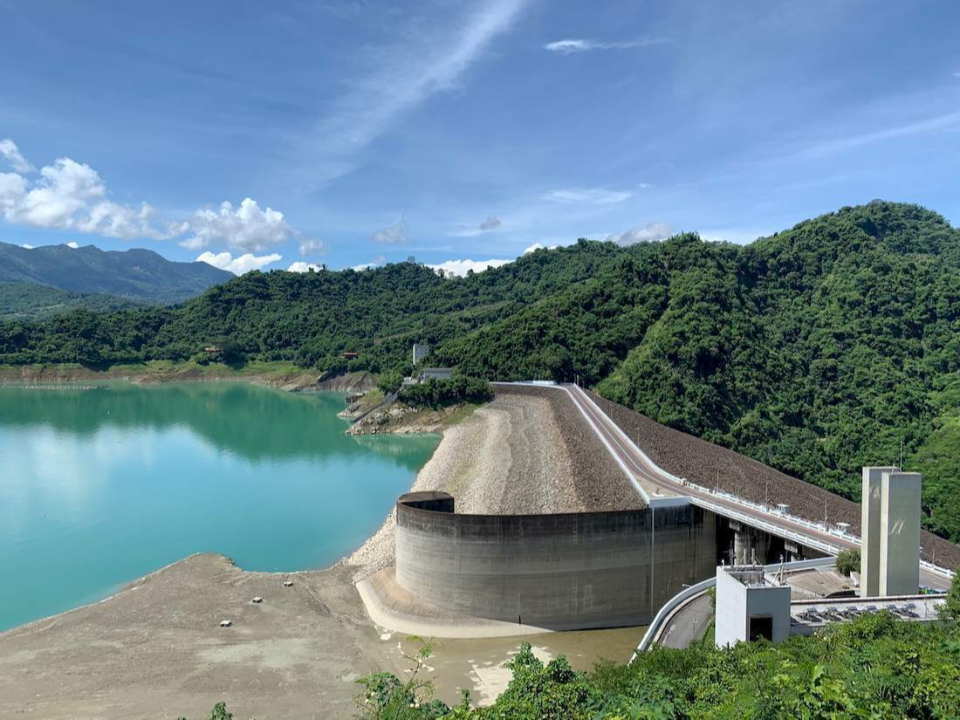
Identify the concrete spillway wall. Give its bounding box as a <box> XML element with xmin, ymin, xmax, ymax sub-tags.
<box><xmin>395</xmin><ymin>491</ymin><xmax>718</xmax><ymax>630</ymax></box>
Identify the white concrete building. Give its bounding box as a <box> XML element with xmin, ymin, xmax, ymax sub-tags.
<box><xmin>860</xmin><ymin>467</ymin><xmax>921</xmax><ymax>598</ymax></box>
<box><xmin>412</xmin><ymin>343</ymin><xmax>430</xmax><ymax>365</ymax></box>
<box><xmin>715</xmin><ymin>566</ymin><xmax>791</xmax><ymax>648</ymax></box>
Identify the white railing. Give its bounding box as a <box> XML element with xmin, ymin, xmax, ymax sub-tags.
<box><xmin>631</xmin><ymin>557</ymin><xmax>836</xmax><ymax>660</ymax></box>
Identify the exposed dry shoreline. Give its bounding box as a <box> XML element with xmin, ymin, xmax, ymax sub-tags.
<box><xmin>0</xmin><ymin>364</ymin><xmax>377</xmax><ymax>393</ymax></box>
<box><xmin>0</xmin><ymin>384</ymin><xmax>638</xmax><ymax>719</ymax></box>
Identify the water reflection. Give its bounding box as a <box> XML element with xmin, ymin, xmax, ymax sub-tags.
<box><xmin>0</xmin><ymin>382</ymin><xmax>439</xmax><ymax>631</ymax></box>
<box><xmin>0</xmin><ymin>383</ymin><xmax>437</xmax><ymax>468</ymax></box>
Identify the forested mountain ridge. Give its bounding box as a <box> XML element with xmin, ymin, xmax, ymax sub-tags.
<box><xmin>0</xmin><ymin>241</ymin><xmax>232</xmax><ymax>303</ymax></box>
<box><xmin>1</xmin><ymin>201</ymin><xmax>959</xmax><ymax>541</ymax></box>
<box><xmin>0</xmin><ymin>282</ymin><xmax>149</xmax><ymax>321</ymax></box>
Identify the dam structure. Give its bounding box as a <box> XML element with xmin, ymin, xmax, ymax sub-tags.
<box><xmin>358</xmin><ymin>383</ymin><xmax>957</xmax><ymax>638</ymax></box>
<box><xmin>395</xmin><ymin>491</ymin><xmax>716</xmax><ymax>630</ymax></box>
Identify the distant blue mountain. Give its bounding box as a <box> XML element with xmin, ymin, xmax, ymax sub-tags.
<box><xmin>0</xmin><ymin>242</ymin><xmax>232</xmax><ymax>304</ymax></box>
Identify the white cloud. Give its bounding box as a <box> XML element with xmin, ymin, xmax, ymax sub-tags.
<box><xmin>427</xmin><ymin>257</ymin><xmax>512</xmax><ymax>277</ymax></box>
<box><xmin>0</xmin><ymin>139</ymin><xmax>35</xmax><ymax>173</ymax></box>
<box><xmin>0</xmin><ymin>155</ymin><xmax>175</xmax><ymax>240</ymax></box>
<box><xmin>20</xmin><ymin>243</ymin><xmax>34</xmax><ymax>249</ymax></box>
<box><xmin>605</xmin><ymin>222</ymin><xmax>673</xmax><ymax>245</ymax></box>
<box><xmin>523</xmin><ymin>242</ymin><xmax>558</xmax><ymax>254</ymax></box>
<box><xmin>371</xmin><ymin>219</ymin><xmax>408</xmax><ymax>244</ymax></box>
<box><xmin>181</xmin><ymin>198</ymin><xmax>294</xmax><ymax>253</ymax></box>
<box><xmin>287</xmin><ymin>261</ymin><xmax>323</xmax><ymax>272</ymax></box>
<box><xmin>196</xmin><ymin>250</ymin><xmax>282</xmax><ymax>275</ymax></box>
<box><xmin>0</xmin><ymin>139</ymin><xmax>312</xmax><ymax>256</ymax></box>
<box><xmin>66</xmin><ymin>241</ymin><xmax>79</xmax><ymax>249</ymax></box>
<box><xmin>542</xmin><ymin>187</ymin><xmax>632</xmax><ymax>205</ymax></box>
<box><xmin>791</xmin><ymin>110</ymin><xmax>960</xmax><ymax>161</ymax></box>
<box><xmin>637</xmin><ymin>182</ymin><xmax>653</xmax><ymax>189</ymax></box>
<box><xmin>349</xmin><ymin>254</ymin><xmax>386</xmax><ymax>271</ymax></box>
<box><xmin>310</xmin><ymin>0</ymin><xmax>530</xmax><ymax>182</ymax></box>
<box><xmin>298</xmin><ymin>238</ymin><xmax>326</xmax><ymax>257</ymax></box>
<box><xmin>544</xmin><ymin>37</ymin><xmax>664</xmax><ymax>54</ymax></box>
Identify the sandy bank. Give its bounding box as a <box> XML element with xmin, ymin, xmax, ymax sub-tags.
<box><xmin>0</xmin><ymin>364</ymin><xmax>376</xmax><ymax>394</ymax></box>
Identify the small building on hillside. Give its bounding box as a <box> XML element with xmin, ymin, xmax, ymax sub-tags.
<box><xmin>419</xmin><ymin>368</ymin><xmax>453</xmax><ymax>382</ymax></box>
<box><xmin>412</xmin><ymin>342</ymin><xmax>431</xmax><ymax>365</ymax></box>
<box><xmin>341</xmin><ymin>351</ymin><xmax>360</xmax><ymax>360</ymax></box>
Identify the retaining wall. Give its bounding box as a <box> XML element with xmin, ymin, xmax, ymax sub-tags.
<box><xmin>395</xmin><ymin>491</ymin><xmax>718</xmax><ymax>630</ymax></box>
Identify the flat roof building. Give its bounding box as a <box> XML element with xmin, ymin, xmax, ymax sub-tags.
<box><xmin>715</xmin><ymin>566</ymin><xmax>791</xmax><ymax>648</ymax></box>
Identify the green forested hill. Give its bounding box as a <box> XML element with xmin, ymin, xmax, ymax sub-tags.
<box><xmin>0</xmin><ymin>282</ymin><xmax>148</xmax><ymax>321</ymax></box>
<box><xmin>1</xmin><ymin>201</ymin><xmax>959</xmax><ymax>540</ymax></box>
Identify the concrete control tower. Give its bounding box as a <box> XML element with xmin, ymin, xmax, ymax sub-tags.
<box><xmin>860</xmin><ymin>467</ymin><xmax>922</xmax><ymax>597</ymax></box>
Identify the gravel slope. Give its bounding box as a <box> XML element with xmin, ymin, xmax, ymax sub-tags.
<box><xmin>345</xmin><ymin>386</ymin><xmax>639</xmax><ymax>581</ymax></box>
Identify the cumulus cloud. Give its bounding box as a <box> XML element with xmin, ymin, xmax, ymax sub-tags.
<box><xmin>20</xmin><ymin>243</ymin><xmax>34</xmax><ymax>249</ymax></box>
<box><xmin>544</xmin><ymin>37</ymin><xmax>664</xmax><ymax>54</ymax></box>
<box><xmin>427</xmin><ymin>257</ymin><xmax>512</xmax><ymax>277</ymax></box>
<box><xmin>0</xmin><ymin>139</ymin><xmax>311</xmax><ymax>256</ymax></box>
<box><xmin>0</xmin><ymin>156</ymin><xmax>174</xmax><ymax>240</ymax></box>
<box><xmin>298</xmin><ymin>238</ymin><xmax>326</xmax><ymax>257</ymax></box>
<box><xmin>371</xmin><ymin>219</ymin><xmax>408</xmax><ymax>244</ymax></box>
<box><xmin>287</xmin><ymin>261</ymin><xmax>324</xmax><ymax>272</ymax></box>
<box><xmin>66</xmin><ymin>241</ymin><xmax>79</xmax><ymax>249</ymax></box>
<box><xmin>605</xmin><ymin>222</ymin><xmax>673</xmax><ymax>245</ymax></box>
<box><xmin>181</xmin><ymin>199</ymin><xmax>294</xmax><ymax>253</ymax></box>
<box><xmin>523</xmin><ymin>242</ymin><xmax>558</xmax><ymax>254</ymax></box>
<box><xmin>0</xmin><ymin>139</ymin><xmax>35</xmax><ymax>173</ymax></box>
<box><xmin>349</xmin><ymin>254</ymin><xmax>386</xmax><ymax>272</ymax></box>
<box><xmin>541</xmin><ymin>187</ymin><xmax>632</xmax><ymax>205</ymax></box>
<box><xmin>196</xmin><ymin>250</ymin><xmax>282</xmax><ymax>275</ymax></box>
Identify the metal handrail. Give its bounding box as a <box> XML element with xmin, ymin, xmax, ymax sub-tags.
<box><xmin>631</xmin><ymin>556</ymin><xmax>836</xmax><ymax>660</ymax></box>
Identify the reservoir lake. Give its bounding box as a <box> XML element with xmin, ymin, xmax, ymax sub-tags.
<box><xmin>0</xmin><ymin>382</ymin><xmax>439</xmax><ymax>632</ymax></box>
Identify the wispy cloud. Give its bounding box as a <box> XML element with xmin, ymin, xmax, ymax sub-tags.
<box><xmin>541</xmin><ymin>187</ymin><xmax>632</xmax><ymax>205</ymax></box>
<box><xmin>312</xmin><ymin>0</ymin><xmax>530</xmax><ymax>182</ymax></box>
<box><xmin>298</xmin><ymin>238</ymin><xmax>326</xmax><ymax>257</ymax></box>
<box><xmin>792</xmin><ymin>110</ymin><xmax>960</xmax><ymax>161</ymax></box>
<box><xmin>544</xmin><ymin>37</ymin><xmax>664</xmax><ymax>54</ymax></box>
<box><xmin>450</xmin><ymin>215</ymin><xmax>502</xmax><ymax>237</ymax></box>
<box><xmin>0</xmin><ymin>139</ymin><xmax>35</xmax><ymax>173</ymax></box>
<box><xmin>371</xmin><ymin>218</ymin><xmax>408</xmax><ymax>244</ymax></box>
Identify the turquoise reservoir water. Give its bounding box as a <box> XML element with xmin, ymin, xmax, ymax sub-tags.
<box><xmin>0</xmin><ymin>383</ymin><xmax>439</xmax><ymax>632</ymax></box>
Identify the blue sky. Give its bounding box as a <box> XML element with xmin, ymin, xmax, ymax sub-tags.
<box><xmin>1</xmin><ymin>0</ymin><xmax>959</xmax><ymax>275</ymax></box>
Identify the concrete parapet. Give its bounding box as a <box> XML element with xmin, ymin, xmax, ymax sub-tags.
<box><xmin>394</xmin><ymin>494</ymin><xmax>717</xmax><ymax>630</ymax></box>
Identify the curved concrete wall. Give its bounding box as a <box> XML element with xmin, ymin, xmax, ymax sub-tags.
<box><xmin>395</xmin><ymin>492</ymin><xmax>718</xmax><ymax>630</ymax></box>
